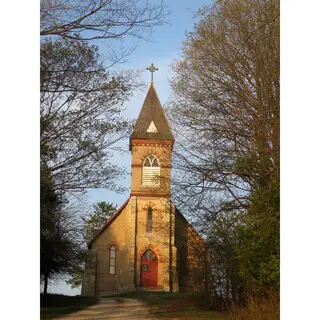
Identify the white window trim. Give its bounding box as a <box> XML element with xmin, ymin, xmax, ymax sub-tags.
<box><xmin>142</xmin><ymin>155</ymin><xmax>160</xmax><ymax>187</ymax></box>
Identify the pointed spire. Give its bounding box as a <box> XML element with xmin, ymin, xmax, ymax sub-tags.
<box><xmin>130</xmin><ymin>82</ymin><xmax>174</xmax><ymax>141</ymax></box>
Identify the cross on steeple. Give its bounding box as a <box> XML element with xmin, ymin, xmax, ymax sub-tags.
<box><xmin>146</xmin><ymin>63</ymin><xmax>158</xmax><ymax>83</ymax></box>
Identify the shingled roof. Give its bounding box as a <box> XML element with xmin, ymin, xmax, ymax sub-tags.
<box><xmin>130</xmin><ymin>82</ymin><xmax>174</xmax><ymax>141</ymax></box>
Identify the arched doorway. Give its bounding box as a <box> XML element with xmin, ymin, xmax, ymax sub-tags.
<box><xmin>140</xmin><ymin>249</ymin><xmax>158</xmax><ymax>288</ymax></box>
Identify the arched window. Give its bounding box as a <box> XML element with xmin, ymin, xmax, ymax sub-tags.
<box><xmin>109</xmin><ymin>246</ymin><xmax>116</xmax><ymax>274</ymax></box>
<box><xmin>142</xmin><ymin>155</ymin><xmax>160</xmax><ymax>186</ymax></box>
<box><xmin>147</xmin><ymin>207</ymin><xmax>152</xmax><ymax>233</ymax></box>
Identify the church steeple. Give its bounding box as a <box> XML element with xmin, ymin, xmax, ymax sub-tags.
<box><xmin>130</xmin><ymin>80</ymin><xmax>174</xmax><ymax>197</ymax></box>
<box><xmin>130</xmin><ymin>82</ymin><xmax>174</xmax><ymax>148</ymax></box>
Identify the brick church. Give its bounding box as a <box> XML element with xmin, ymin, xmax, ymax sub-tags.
<box><xmin>82</xmin><ymin>71</ymin><xmax>206</xmax><ymax>296</ymax></box>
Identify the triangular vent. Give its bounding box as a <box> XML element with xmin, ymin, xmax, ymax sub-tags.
<box><xmin>146</xmin><ymin>121</ymin><xmax>158</xmax><ymax>133</ymax></box>
<box><xmin>130</xmin><ymin>83</ymin><xmax>174</xmax><ymax>141</ymax></box>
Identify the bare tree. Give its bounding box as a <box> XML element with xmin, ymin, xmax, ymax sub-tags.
<box><xmin>168</xmin><ymin>0</ymin><xmax>280</xmax><ymax>306</ymax></box>
<box><xmin>169</xmin><ymin>0</ymin><xmax>279</xmax><ymax>212</ymax></box>
<box><xmin>40</xmin><ymin>0</ymin><xmax>166</xmax><ymax>40</ymax></box>
<box><xmin>40</xmin><ymin>1</ymin><xmax>169</xmax><ymax>193</ymax></box>
<box><xmin>40</xmin><ymin>0</ymin><xmax>169</xmax><ymax>292</ymax></box>
<box><xmin>40</xmin><ymin>38</ymin><xmax>140</xmax><ymax>192</ymax></box>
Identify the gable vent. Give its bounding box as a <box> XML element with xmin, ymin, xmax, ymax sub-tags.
<box><xmin>146</xmin><ymin>121</ymin><xmax>158</xmax><ymax>133</ymax></box>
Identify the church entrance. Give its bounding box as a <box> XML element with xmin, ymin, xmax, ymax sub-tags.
<box><xmin>140</xmin><ymin>249</ymin><xmax>158</xmax><ymax>288</ymax></box>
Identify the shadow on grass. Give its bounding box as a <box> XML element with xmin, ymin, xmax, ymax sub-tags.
<box><xmin>106</xmin><ymin>291</ymin><xmax>229</xmax><ymax>320</ymax></box>
<box><xmin>40</xmin><ymin>294</ymin><xmax>98</xmax><ymax>320</ymax></box>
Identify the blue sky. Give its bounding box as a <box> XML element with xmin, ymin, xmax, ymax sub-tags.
<box><xmin>49</xmin><ymin>0</ymin><xmax>213</xmax><ymax>296</ymax></box>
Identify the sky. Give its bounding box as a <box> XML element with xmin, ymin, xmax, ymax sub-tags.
<box><xmin>48</xmin><ymin>0</ymin><xmax>213</xmax><ymax>296</ymax></box>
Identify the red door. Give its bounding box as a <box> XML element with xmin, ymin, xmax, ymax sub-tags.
<box><xmin>140</xmin><ymin>249</ymin><xmax>158</xmax><ymax>288</ymax></box>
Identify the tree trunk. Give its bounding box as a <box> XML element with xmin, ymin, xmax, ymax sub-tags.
<box><xmin>204</xmin><ymin>246</ymin><xmax>209</xmax><ymax>307</ymax></box>
<box><xmin>44</xmin><ymin>273</ymin><xmax>49</xmax><ymax>295</ymax></box>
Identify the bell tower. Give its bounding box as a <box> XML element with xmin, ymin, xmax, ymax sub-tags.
<box><xmin>129</xmin><ymin>78</ymin><xmax>174</xmax><ymax>197</ymax></box>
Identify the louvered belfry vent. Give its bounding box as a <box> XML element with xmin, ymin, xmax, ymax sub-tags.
<box><xmin>142</xmin><ymin>155</ymin><xmax>160</xmax><ymax>186</ymax></box>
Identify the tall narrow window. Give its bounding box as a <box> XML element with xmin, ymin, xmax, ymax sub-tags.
<box><xmin>147</xmin><ymin>207</ymin><xmax>152</xmax><ymax>233</ymax></box>
<box><xmin>142</xmin><ymin>155</ymin><xmax>160</xmax><ymax>186</ymax></box>
<box><xmin>109</xmin><ymin>246</ymin><xmax>116</xmax><ymax>274</ymax></box>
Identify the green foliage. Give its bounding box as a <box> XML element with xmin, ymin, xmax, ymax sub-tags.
<box><xmin>41</xmin><ymin>166</ymin><xmax>86</xmax><ymax>293</ymax></box>
<box><xmin>82</xmin><ymin>201</ymin><xmax>117</xmax><ymax>242</ymax></box>
<box><xmin>65</xmin><ymin>201</ymin><xmax>117</xmax><ymax>289</ymax></box>
<box><xmin>65</xmin><ymin>265</ymin><xmax>83</xmax><ymax>289</ymax></box>
<box><xmin>236</xmin><ymin>179</ymin><xmax>280</xmax><ymax>292</ymax></box>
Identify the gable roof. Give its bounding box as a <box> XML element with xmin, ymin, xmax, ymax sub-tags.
<box><xmin>88</xmin><ymin>198</ymin><xmax>130</xmax><ymax>247</ymax></box>
<box><xmin>87</xmin><ymin>198</ymin><xmax>205</xmax><ymax>248</ymax></box>
<box><xmin>130</xmin><ymin>82</ymin><xmax>174</xmax><ymax>141</ymax></box>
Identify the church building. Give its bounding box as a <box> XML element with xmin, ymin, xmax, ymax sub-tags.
<box><xmin>82</xmin><ymin>68</ymin><xmax>206</xmax><ymax>296</ymax></box>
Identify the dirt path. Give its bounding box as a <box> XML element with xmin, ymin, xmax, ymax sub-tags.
<box><xmin>53</xmin><ymin>297</ymin><xmax>160</xmax><ymax>320</ymax></box>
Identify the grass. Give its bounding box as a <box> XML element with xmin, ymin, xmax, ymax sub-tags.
<box><xmin>40</xmin><ymin>291</ymin><xmax>277</xmax><ymax>320</ymax></box>
<box><xmin>40</xmin><ymin>291</ymin><xmax>229</xmax><ymax>320</ymax></box>
<box><xmin>229</xmin><ymin>294</ymin><xmax>280</xmax><ymax>320</ymax></box>
<box><xmin>109</xmin><ymin>291</ymin><xmax>229</xmax><ymax>320</ymax></box>
<box><xmin>40</xmin><ymin>293</ymin><xmax>98</xmax><ymax>320</ymax></box>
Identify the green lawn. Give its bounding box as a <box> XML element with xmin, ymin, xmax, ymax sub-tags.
<box><xmin>110</xmin><ymin>291</ymin><xmax>229</xmax><ymax>320</ymax></box>
<box><xmin>40</xmin><ymin>292</ymin><xmax>228</xmax><ymax>320</ymax></box>
<box><xmin>40</xmin><ymin>294</ymin><xmax>98</xmax><ymax>320</ymax></box>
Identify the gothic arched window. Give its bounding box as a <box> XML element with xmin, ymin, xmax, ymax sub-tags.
<box><xmin>147</xmin><ymin>207</ymin><xmax>152</xmax><ymax>233</ymax></box>
<box><xmin>142</xmin><ymin>155</ymin><xmax>160</xmax><ymax>186</ymax></box>
<box><xmin>109</xmin><ymin>245</ymin><xmax>116</xmax><ymax>274</ymax></box>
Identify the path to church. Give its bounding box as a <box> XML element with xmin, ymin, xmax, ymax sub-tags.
<box><xmin>54</xmin><ymin>297</ymin><xmax>161</xmax><ymax>320</ymax></box>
